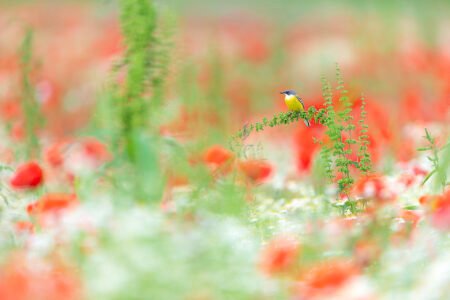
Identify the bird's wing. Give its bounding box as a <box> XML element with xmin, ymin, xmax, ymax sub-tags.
<box><xmin>295</xmin><ymin>95</ymin><xmax>306</xmax><ymax>108</ymax></box>
<box><xmin>295</xmin><ymin>95</ymin><xmax>310</xmax><ymax>127</ymax></box>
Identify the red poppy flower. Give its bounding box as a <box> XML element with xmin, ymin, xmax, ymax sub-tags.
<box><xmin>259</xmin><ymin>235</ymin><xmax>300</xmax><ymax>275</ymax></box>
<box><xmin>45</xmin><ymin>141</ymin><xmax>71</xmax><ymax>167</ymax></box>
<box><xmin>27</xmin><ymin>193</ymin><xmax>77</xmax><ymax>215</ymax></box>
<box><xmin>241</xmin><ymin>35</ymin><xmax>269</xmax><ymax>63</ymax></box>
<box><xmin>430</xmin><ymin>189</ymin><xmax>450</xmax><ymax>230</ymax></box>
<box><xmin>0</xmin><ymin>100</ymin><xmax>21</xmax><ymax>121</ymax></box>
<box><xmin>418</xmin><ymin>190</ymin><xmax>450</xmax><ymax>230</ymax></box>
<box><xmin>83</xmin><ymin>138</ymin><xmax>111</xmax><ymax>162</ymax></box>
<box><xmin>418</xmin><ymin>194</ymin><xmax>443</xmax><ymax>207</ymax></box>
<box><xmin>297</xmin><ymin>259</ymin><xmax>359</xmax><ymax>297</ymax></box>
<box><xmin>10</xmin><ymin>162</ymin><xmax>44</xmax><ymax>189</ymax></box>
<box><xmin>11</xmin><ymin>122</ymin><xmax>25</xmax><ymax>141</ymax></box>
<box><xmin>400</xmin><ymin>210</ymin><xmax>421</xmax><ymax>227</ymax></box>
<box><xmin>352</xmin><ymin>174</ymin><xmax>394</xmax><ymax>203</ymax></box>
<box><xmin>0</xmin><ymin>255</ymin><xmax>81</xmax><ymax>300</ymax></box>
<box><xmin>203</xmin><ymin>145</ymin><xmax>233</xmax><ymax>166</ymax></box>
<box><xmin>401</xmin><ymin>88</ymin><xmax>424</xmax><ymax>122</ymax></box>
<box><xmin>239</xmin><ymin>159</ymin><xmax>272</xmax><ymax>183</ymax></box>
<box><xmin>294</xmin><ymin>123</ymin><xmax>323</xmax><ymax>172</ymax></box>
<box><xmin>14</xmin><ymin>221</ymin><xmax>34</xmax><ymax>234</ymax></box>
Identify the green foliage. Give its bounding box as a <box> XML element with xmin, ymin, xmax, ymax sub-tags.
<box><xmin>357</xmin><ymin>94</ymin><xmax>372</xmax><ymax>173</ymax></box>
<box><xmin>315</xmin><ymin>66</ymin><xmax>372</xmax><ymax>199</ymax></box>
<box><xmin>127</xmin><ymin>132</ymin><xmax>165</xmax><ymax>202</ymax></box>
<box><xmin>318</xmin><ymin>76</ymin><xmax>336</xmax><ymax>182</ymax></box>
<box><xmin>117</xmin><ymin>0</ymin><xmax>157</xmax><ymax>160</ymax></box>
<box><xmin>418</xmin><ymin>128</ymin><xmax>449</xmax><ymax>192</ymax></box>
<box><xmin>19</xmin><ymin>29</ymin><xmax>42</xmax><ymax>160</ymax></box>
<box><xmin>91</xmin><ymin>0</ymin><xmax>174</xmax><ymax>203</ymax></box>
<box><xmin>327</xmin><ymin>66</ymin><xmax>355</xmax><ymax>195</ymax></box>
<box><xmin>149</xmin><ymin>9</ymin><xmax>176</xmax><ymax>115</ymax></box>
<box><xmin>104</xmin><ymin>0</ymin><xmax>177</xmax><ymax>160</ymax></box>
<box><xmin>230</xmin><ymin>108</ymin><xmax>315</xmax><ymax>159</ymax></box>
<box><xmin>233</xmin><ymin>109</ymin><xmax>315</xmax><ymax>141</ymax></box>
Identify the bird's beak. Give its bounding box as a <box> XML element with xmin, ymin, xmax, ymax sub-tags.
<box><xmin>280</xmin><ymin>92</ymin><xmax>284</xmax><ymax>95</ymax></box>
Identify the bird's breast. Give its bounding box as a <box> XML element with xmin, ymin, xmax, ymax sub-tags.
<box><xmin>284</xmin><ymin>95</ymin><xmax>304</xmax><ymax>111</ymax></box>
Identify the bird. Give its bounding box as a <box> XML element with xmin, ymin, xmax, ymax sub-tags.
<box><xmin>280</xmin><ymin>90</ymin><xmax>310</xmax><ymax>127</ymax></box>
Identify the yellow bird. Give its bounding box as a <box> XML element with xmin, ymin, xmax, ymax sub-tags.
<box><xmin>280</xmin><ymin>89</ymin><xmax>310</xmax><ymax>127</ymax></box>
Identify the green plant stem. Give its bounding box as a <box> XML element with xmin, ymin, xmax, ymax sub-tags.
<box><xmin>20</xmin><ymin>29</ymin><xmax>41</xmax><ymax>160</ymax></box>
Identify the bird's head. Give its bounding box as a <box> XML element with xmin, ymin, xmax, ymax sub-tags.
<box><xmin>280</xmin><ymin>90</ymin><xmax>297</xmax><ymax>96</ymax></box>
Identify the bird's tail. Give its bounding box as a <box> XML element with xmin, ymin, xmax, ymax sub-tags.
<box><xmin>304</xmin><ymin>118</ymin><xmax>310</xmax><ymax>127</ymax></box>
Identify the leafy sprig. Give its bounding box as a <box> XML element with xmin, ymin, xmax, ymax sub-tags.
<box><xmin>357</xmin><ymin>94</ymin><xmax>371</xmax><ymax>173</ymax></box>
<box><xmin>233</xmin><ymin>108</ymin><xmax>316</xmax><ymax>141</ymax></box>
<box><xmin>117</xmin><ymin>0</ymin><xmax>157</xmax><ymax>160</ymax></box>
<box><xmin>418</xmin><ymin>128</ymin><xmax>449</xmax><ymax>191</ymax></box>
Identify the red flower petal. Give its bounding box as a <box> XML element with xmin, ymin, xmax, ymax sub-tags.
<box><xmin>203</xmin><ymin>145</ymin><xmax>233</xmax><ymax>166</ymax></box>
<box><xmin>10</xmin><ymin>162</ymin><xmax>44</xmax><ymax>189</ymax></box>
<box><xmin>239</xmin><ymin>159</ymin><xmax>272</xmax><ymax>183</ymax></box>
<box><xmin>260</xmin><ymin>235</ymin><xmax>300</xmax><ymax>275</ymax></box>
<box><xmin>27</xmin><ymin>193</ymin><xmax>77</xmax><ymax>215</ymax></box>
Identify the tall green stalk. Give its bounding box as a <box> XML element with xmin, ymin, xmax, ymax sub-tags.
<box><xmin>118</xmin><ymin>0</ymin><xmax>157</xmax><ymax>161</ymax></box>
<box><xmin>20</xmin><ymin>29</ymin><xmax>42</xmax><ymax>160</ymax></box>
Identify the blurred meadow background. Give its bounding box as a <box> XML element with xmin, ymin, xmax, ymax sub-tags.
<box><xmin>0</xmin><ymin>0</ymin><xmax>449</xmax><ymax>299</ymax></box>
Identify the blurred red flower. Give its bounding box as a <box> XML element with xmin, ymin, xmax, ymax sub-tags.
<box><xmin>241</xmin><ymin>35</ymin><xmax>269</xmax><ymax>63</ymax></box>
<box><xmin>418</xmin><ymin>190</ymin><xmax>450</xmax><ymax>230</ymax></box>
<box><xmin>396</xmin><ymin>138</ymin><xmax>417</xmax><ymax>163</ymax></box>
<box><xmin>400</xmin><ymin>209</ymin><xmax>421</xmax><ymax>228</ymax></box>
<box><xmin>401</xmin><ymin>88</ymin><xmax>424</xmax><ymax>123</ymax></box>
<box><xmin>27</xmin><ymin>193</ymin><xmax>77</xmax><ymax>215</ymax></box>
<box><xmin>296</xmin><ymin>259</ymin><xmax>359</xmax><ymax>298</ymax></box>
<box><xmin>203</xmin><ymin>145</ymin><xmax>233</xmax><ymax>166</ymax></box>
<box><xmin>10</xmin><ymin>162</ymin><xmax>44</xmax><ymax>189</ymax></box>
<box><xmin>352</xmin><ymin>174</ymin><xmax>395</xmax><ymax>203</ymax></box>
<box><xmin>418</xmin><ymin>194</ymin><xmax>442</xmax><ymax>206</ymax></box>
<box><xmin>14</xmin><ymin>221</ymin><xmax>34</xmax><ymax>234</ymax></box>
<box><xmin>259</xmin><ymin>235</ymin><xmax>300</xmax><ymax>275</ymax></box>
<box><xmin>430</xmin><ymin>190</ymin><xmax>450</xmax><ymax>231</ymax></box>
<box><xmin>45</xmin><ymin>141</ymin><xmax>69</xmax><ymax>168</ymax></box>
<box><xmin>11</xmin><ymin>122</ymin><xmax>25</xmax><ymax>141</ymax></box>
<box><xmin>354</xmin><ymin>239</ymin><xmax>381</xmax><ymax>267</ymax></box>
<box><xmin>239</xmin><ymin>159</ymin><xmax>272</xmax><ymax>183</ymax></box>
<box><xmin>0</xmin><ymin>100</ymin><xmax>21</xmax><ymax>122</ymax></box>
<box><xmin>294</xmin><ymin>122</ymin><xmax>324</xmax><ymax>172</ymax></box>
<box><xmin>0</xmin><ymin>255</ymin><xmax>81</xmax><ymax>300</ymax></box>
<box><xmin>398</xmin><ymin>166</ymin><xmax>427</xmax><ymax>188</ymax></box>
<box><xmin>203</xmin><ymin>145</ymin><xmax>234</xmax><ymax>177</ymax></box>
<box><xmin>393</xmin><ymin>209</ymin><xmax>422</xmax><ymax>241</ymax></box>
<box><xmin>82</xmin><ymin>138</ymin><xmax>111</xmax><ymax>162</ymax></box>
<box><xmin>167</xmin><ymin>174</ymin><xmax>189</xmax><ymax>187</ymax></box>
